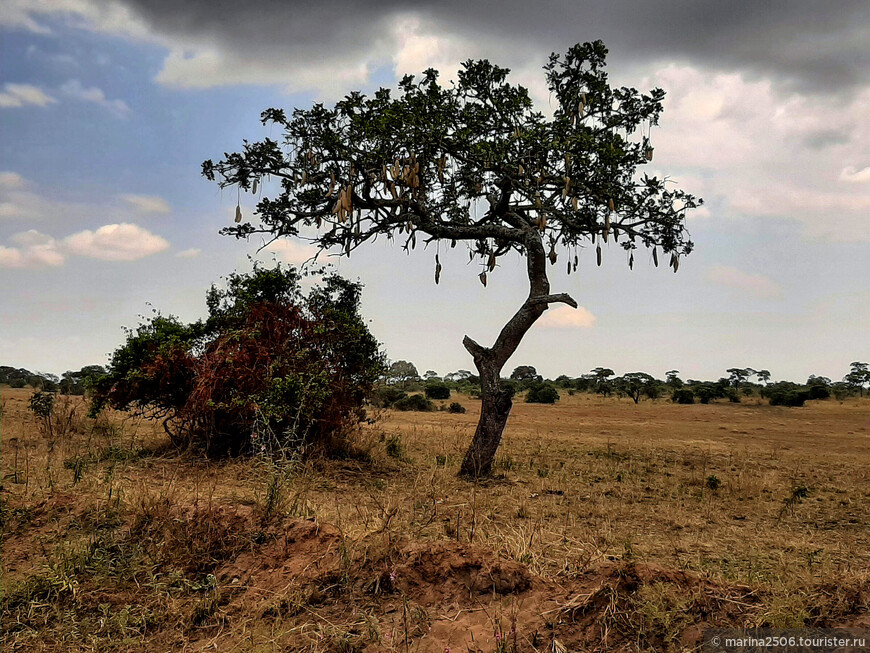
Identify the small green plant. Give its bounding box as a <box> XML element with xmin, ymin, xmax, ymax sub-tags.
<box><xmin>258</xmin><ymin>464</ymin><xmax>290</xmax><ymax>525</ymax></box>
<box><xmin>497</xmin><ymin>456</ymin><xmax>517</xmax><ymax>471</ymax></box>
<box><xmin>779</xmin><ymin>484</ymin><xmax>811</xmax><ymax>519</ymax></box>
<box><xmin>385</xmin><ymin>435</ymin><xmax>404</xmax><ymax>459</ymax></box>
<box><xmin>68</xmin><ymin>456</ymin><xmax>87</xmax><ymax>485</ymax></box>
<box><xmin>28</xmin><ymin>390</ymin><xmax>55</xmax><ymax>419</ymax></box>
<box><xmin>705</xmin><ymin>474</ymin><xmax>721</xmax><ymax>491</ymax></box>
<box><xmin>791</xmin><ymin>484</ymin><xmax>810</xmax><ymax>500</ymax></box>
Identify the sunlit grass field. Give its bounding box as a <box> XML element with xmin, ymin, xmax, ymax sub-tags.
<box><xmin>2</xmin><ymin>387</ymin><xmax>868</xmax><ymax>651</ymax></box>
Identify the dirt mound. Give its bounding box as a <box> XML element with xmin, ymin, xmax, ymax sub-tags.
<box><xmin>199</xmin><ymin>516</ymin><xmax>827</xmax><ymax>652</ymax></box>
<box><xmin>218</xmin><ymin>518</ymin><xmax>344</xmax><ymax>594</ymax></box>
<box><xmin>394</xmin><ymin>540</ymin><xmax>533</xmax><ymax>597</ymax></box>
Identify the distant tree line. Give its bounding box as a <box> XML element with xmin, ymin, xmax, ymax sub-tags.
<box><xmin>376</xmin><ymin>360</ymin><xmax>870</xmax><ymax>408</ymax></box>
<box><xmin>0</xmin><ymin>365</ymin><xmax>105</xmax><ymax>394</ymax></box>
<box><xmin>4</xmin><ymin>359</ymin><xmax>868</xmax><ymax>413</ymax></box>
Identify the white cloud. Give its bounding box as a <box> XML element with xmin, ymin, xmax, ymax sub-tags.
<box><xmin>0</xmin><ymin>172</ymin><xmax>25</xmax><ymax>189</ymax></box>
<box><xmin>839</xmin><ymin>165</ymin><xmax>870</xmax><ymax>183</ymax></box>
<box><xmin>0</xmin><ymin>173</ymin><xmax>51</xmax><ymax>220</ymax></box>
<box><xmin>260</xmin><ymin>239</ymin><xmax>318</xmax><ymax>265</ymax></box>
<box><xmin>537</xmin><ymin>305</ymin><xmax>596</xmax><ymax>329</ymax></box>
<box><xmin>0</xmin><ymin>0</ymin><xmax>151</xmax><ymax>38</ymax></box>
<box><xmin>0</xmin><ymin>0</ymin><xmax>52</xmax><ymax>33</ymax></box>
<box><xmin>642</xmin><ymin>64</ymin><xmax>870</xmax><ymax>242</ymax></box>
<box><xmin>62</xmin><ymin>223</ymin><xmax>169</xmax><ymax>261</ymax></box>
<box><xmin>706</xmin><ymin>265</ymin><xmax>782</xmax><ymax>299</ymax></box>
<box><xmin>60</xmin><ymin>79</ymin><xmax>130</xmax><ymax>117</ymax></box>
<box><xmin>0</xmin><ymin>230</ymin><xmax>64</xmax><ymax>268</ymax></box>
<box><xmin>0</xmin><ymin>174</ymin><xmax>176</xmax><ymax>227</ymax></box>
<box><xmin>0</xmin><ymin>83</ymin><xmax>56</xmax><ymax>108</ymax></box>
<box><xmin>391</xmin><ymin>15</ymin><xmax>471</xmax><ymax>82</ymax></box>
<box><xmin>121</xmin><ymin>194</ymin><xmax>171</xmax><ymax>213</ymax></box>
<box><xmin>155</xmin><ymin>46</ymin><xmax>375</xmax><ymax>101</ymax></box>
<box><xmin>175</xmin><ymin>248</ymin><xmax>201</xmax><ymax>258</ymax></box>
<box><xmin>1</xmin><ymin>223</ymin><xmax>171</xmax><ymax>268</ymax></box>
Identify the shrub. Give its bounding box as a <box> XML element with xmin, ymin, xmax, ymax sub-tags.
<box><xmin>644</xmin><ymin>384</ymin><xmax>662</xmax><ymax>400</ymax></box>
<box><xmin>769</xmin><ymin>389</ymin><xmax>810</xmax><ymax>407</ymax></box>
<box><xmin>424</xmin><ymin>382</ymin><xmax>451</xmax><ymax>400</ymax></box>
<box><xmin>9</xmin><ymin>378</ymin><xmax>26</xmax><ymax>389</ymax></box>
<box><xmin>692</xmin><ymin>383</ymin><xmax>726</xmax><ymax>404</ymax></box>
<box><xmin>765</xmin><ymin>381</ymin><xmax>813</xmax><ymax>407</ymax></box>
<box><xmin>385</xmin><ymin>435</ymin><xmax>404</xmax><ymax>459</ymax></box>
<box><xmin>807</xmin><ymin>384</ymin><xmax>830</xmax><ymax>400</ymax></box>
<box><xmin>28</xmin><ymin>391</ymin><xmax>55</xmax><ymax>418</ymax></box>
<box><xmin>672</xmin><ymin>388</ymin><xmax>695</xmax><ymax>404</ymax></box>
<box><xmin>392</xmin><ymin>394</ymin><xmax>435</xmax><ymax>412</ymax></box>
<box><xmin>705</xmin><ymin>475</ymin><xmax>722</xmax><ymax>491</ymax></box>
<box><xmin>372</xmin><ymin>386</ymin><xmax>408</xmax><ymax>408</ymax></box>
<box><xmin>447</xmin><ymin>402</ymin><xmax>466</xmax><ymax>414</ymax></box>
<box><xmin>831</xmin><ymin>382</ymin><xmax>853</xmax><ymax>400</ymax></box>
<box><xmin>525</xmin><ymin>383</ymin><xmax>559</xmax><ymax>404</ymax></box>
<box><xmin>91</xmin><ymin>265</ymin><xmax>384</xmax><ymax>457</ymax></box>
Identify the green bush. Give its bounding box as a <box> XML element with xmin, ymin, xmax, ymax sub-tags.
<box><xmin>644</xmin><ymin>384</ymin><xmax>662</xmax><ymax>400</ymax></box>
<box><xmin>392</xmin><ymin>394</ymin><xmax>435</xmax><ymax>412</ymax></box>
<box><xmin>765</xmin><ymin>381</ymin><xmax>813</xmax><ymax>407</ymax></box>
<box><xmin>769</xmin><ymin>389</ymin><xmax>810</xmax><ymax>407</ymax></box>
<box><xmin>372</xmin><ymin>386</ymin><xmax>408</xmax><ymax>408</ymax></box>
<box><xmin>807</xmin><ymin>384</ymin><xmax>830</xmax><ymax>400</ymax></box>
<box><xmin>447</xmin><ymin>402</ymin><xmax>466</xmax><ymax>414</ymax></box>
<box><xmin>9</xmin><ymin>378</ymin><xmax>26</xmax><ymax>389</ymax></box>
<box><xmin>672</xmin><ymin>388</ymin><xmax>695</xmax><ymax>404</ymax></box>
<box><xmin>525</xmin><ymin>383</ymin><xmax>559</xmax><ymax>404</ymax></box>
<box><xmin>694</xmin><ymin>383</ymin><xmax>723</xmax><ymax>404</ymax></box>
<box><xmin>424</xmin><ymin>382</ymin><xmax>451</xmax><ymax>400</ymax></box>
<box><xmin>91</xmin><ymin>265</ymin><xmax>384</xmax><ymax>457</ymax></box>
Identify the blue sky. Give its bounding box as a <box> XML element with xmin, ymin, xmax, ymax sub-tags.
<box><xmin>1</xmin><ymin>1</ymin><xmax>868</xmax><ymax>383</ymax></box>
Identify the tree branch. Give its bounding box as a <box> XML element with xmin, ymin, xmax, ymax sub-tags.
<box><xmin>462</xmin><ymin>335</ymin><xmax>486</xmax><ymax>360</ymax></box>
<box><xmin>529</xmin><ymin>293</ymin><xmax>578</xmax><ymax>308</ymax></box>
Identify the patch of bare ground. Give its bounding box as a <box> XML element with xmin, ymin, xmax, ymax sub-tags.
<box><xmin>2</xmin><ymin>387</ymin><xmax>868</xmax><ymax>651</ymax></box>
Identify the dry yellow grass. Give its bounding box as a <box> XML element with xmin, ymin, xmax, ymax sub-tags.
<box><xmin>379</xmin><ymin>393</ymin><xmax>870</xmax><ymax>581</ymax></box>
<box><xmin>1</xmin><ymin>386</ymin><xmax>868</xmax><ymax>651</ymax></box>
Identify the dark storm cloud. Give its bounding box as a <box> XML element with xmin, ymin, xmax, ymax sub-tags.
<box><xmin>115</xmin><ymin>0</ymin><xmax>870</xmax><ymax>93</ymax></box>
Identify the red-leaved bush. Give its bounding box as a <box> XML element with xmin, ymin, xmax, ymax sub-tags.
<box><xmin>92</xmin><ymin>266</ymin><xmax>384</xmax><ymax>457</ymax></box>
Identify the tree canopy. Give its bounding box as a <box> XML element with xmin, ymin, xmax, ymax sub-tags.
<box><xmin>205</xmin><ymin>41</ymin><xmax>699</xmax><ymax>279</ymax></box>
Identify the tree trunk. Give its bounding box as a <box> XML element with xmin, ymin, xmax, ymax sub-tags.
<box><xmin>459</xmin><ymin>234</ymin><xmax>577</xmax><ymax>479</ymax></box>
<box><xmin>459</xmin><ymin>351</ymin><xmax>513</xmax><ymax>477</ymax></box>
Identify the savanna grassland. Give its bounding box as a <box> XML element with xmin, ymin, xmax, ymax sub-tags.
<box><xmin>1</xmin><ymin>387</ymin><xmax>868</xmax><ymax>652</ymax></box>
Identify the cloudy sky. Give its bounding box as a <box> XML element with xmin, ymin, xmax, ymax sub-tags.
<box><xmin>1</xmin><ymin>1</ymin><xmax>868</xmax><ymax>383</ymax></box>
